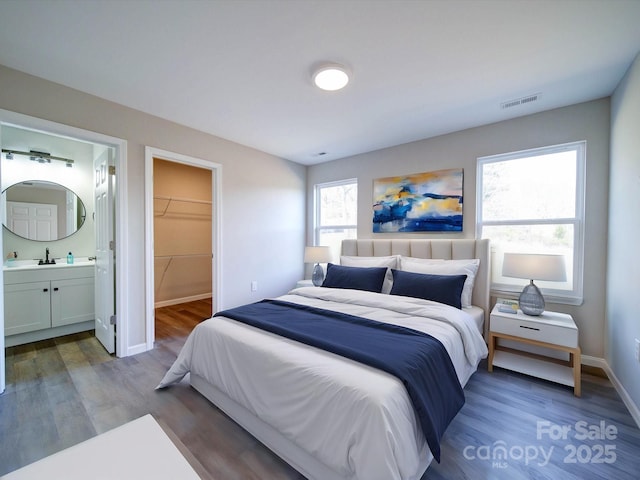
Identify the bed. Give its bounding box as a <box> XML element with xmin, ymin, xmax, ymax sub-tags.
<box><xmin>158</xmin><ymin>238</ymin><xmax>490</xmax><ymax>480</ymax></box>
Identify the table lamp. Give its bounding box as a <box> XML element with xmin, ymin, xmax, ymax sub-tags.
<box><xmin>502</xmin><ymin>252</ymin><xmax>566</xmax><ymax>316</ymax></box>
<box><xmin>304</xmin><ymin>246</ymin><xmax>332</xmax><ymax>286</ymax></box>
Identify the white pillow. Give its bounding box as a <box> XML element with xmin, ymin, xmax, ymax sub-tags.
<box><xmin>340</xmin><ymin>255</ymin><xmax>398</xmax><ymax>294</ymax></box>
<box><xmin>399</xmin><ymin>256</ymin><xmax>480</xmax><ymax>308</ymax></box>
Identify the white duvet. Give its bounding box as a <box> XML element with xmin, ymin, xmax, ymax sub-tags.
<box><xmin>158</xmin><ymin>287</ymin><xmax>488</xmax><ymax>480</ymax></box>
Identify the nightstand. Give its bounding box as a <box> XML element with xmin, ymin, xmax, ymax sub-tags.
<box><xmin>295</xmin><ymin>279</ymin><xmax>314</xmax><ymax>288</ymax></box>
<box><xmin>488</xmin><ymin>305</ymin><xmax>581</xmax><ymax>396</ymax></box>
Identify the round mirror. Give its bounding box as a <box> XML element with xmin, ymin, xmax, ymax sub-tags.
<box><xmin>2</xmin><ymin>180</ymin><xmax>87</xmax><ymax>241</ymax></box>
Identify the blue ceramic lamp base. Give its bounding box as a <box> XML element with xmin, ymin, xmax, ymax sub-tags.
<box><xmin>519</xmin><ymin>280</ymin><xmax>545</xmax><ymax>316</ymax></box>
<box><xmin>311</xmin><ymin>263</ymin><xmax>325</xmax><ymax>287</ymax></box>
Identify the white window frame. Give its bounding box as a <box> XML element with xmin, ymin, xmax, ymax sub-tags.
<box><xmin>314</xmin><ymin>178</ymin><xmax>358</xmax><ymax>251</ymax></box>
<box><xmin>476</xmin><ymin>141</ymin><xmax>586</xmax><ymax>305</ymax></box>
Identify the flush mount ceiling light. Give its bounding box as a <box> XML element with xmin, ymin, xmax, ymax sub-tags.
<box><xmin>312</xmin><ymin>64</ymin><xmax>350</xmax><ymax>91</ymax></box>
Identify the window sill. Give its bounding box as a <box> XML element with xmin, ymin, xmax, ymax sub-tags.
<box><xmin>491</xmin><ymin>287</ymin><xmax>583</xmax><ymax>307</ymax></box>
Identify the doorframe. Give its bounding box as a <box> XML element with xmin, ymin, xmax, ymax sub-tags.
<box><xmin>144</xmin><ymin>147</ymin><xmax>222</xmax><ymax>350</ymax></box>
<box><xmin>0</xmin><ymin>108</ymin><xmax>129</xmax><ymax>394</ymax></box>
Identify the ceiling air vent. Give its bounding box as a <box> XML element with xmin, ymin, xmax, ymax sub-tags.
<box><xmin>500</xmin><ymin>93</ymin><xmax>541</xmax><ymax>110</ymax></box>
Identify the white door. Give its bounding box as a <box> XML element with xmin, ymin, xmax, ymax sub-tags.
<box><xmin>94</xmin><ymin>149</ymin><xmax>116</xmax><ymax>353</ymax></box>
<box><xmin>7</xmin><ymin>201</ymin><xmax>57</xmax><ymax>240</ymax></box>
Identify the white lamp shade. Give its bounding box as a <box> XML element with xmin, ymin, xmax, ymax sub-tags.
<box><xmin>502</xmin><ymin>253</ymin><xmax>567</xmax><ymax>282</ymax></box>
<box><xmin>304</xmin><ymin>246</ymin><xmax>332</xmax><ymax>264</ymax></box>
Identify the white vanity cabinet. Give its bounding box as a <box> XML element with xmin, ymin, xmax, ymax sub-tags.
<box><xmin>4</xmin><ymin>265</ymin><xmax>95</xmax><ymax>345</ymax></box>
<box><xmin>4</xmin><ymin>281</ymin><xmax>51</xmax><ymax>335</ymax></box>
<box><xmin>50</xmin><ymin>276</ymin><xmax>95</xmax><ymax>328</ymax></box>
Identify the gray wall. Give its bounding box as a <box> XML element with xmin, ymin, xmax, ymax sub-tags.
<box><xmin>0</xmin><ymin>64</ymin><xmax>306</xmax><ymax>351</ymax></box>
<box><xmin>609</xmin><ymin>53</ymin><xmax>640</xmax><ymax>412</ymax></box>
<box><xmin>308</xmin><ymin>99</ymin><xmax>611</xmax><ymax>359</ymax></box>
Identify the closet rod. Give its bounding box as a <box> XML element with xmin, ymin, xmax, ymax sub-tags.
<box><xmin>154</xmin><ymin>194</ymin><xmax>212</xmax><ymax>205</ymax></box>
<box><xmin>155</xmin><ymin>254</ymin><xmax>211</xmax><ymax>286</ymax></box>
<box><xmin>155</xmin><ymin>253</ymin><xmax>211</xmax><ymax>259</ymax></box>
<box><xmin>154</xmin><ymin>195</ymin><xmax>212</xmax><ymax>217</ymax></box>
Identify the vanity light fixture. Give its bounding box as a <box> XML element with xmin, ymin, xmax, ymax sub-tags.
<box><xmin>313</xmin><ymin>63</ymin><xmax>350</xmax><ymax>91</ymax></box>
<box><xmin>30</xmin><ymin>150</ymin><xmax>52</xmax><ymax>163</ymax></box>
<box><xmin>1</xmin><ymin>148</ymin><xmax>74</xmax><ymax>167</ymax></box>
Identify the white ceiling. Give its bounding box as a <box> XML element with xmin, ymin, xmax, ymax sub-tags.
<box><xmin>0</xmin><ymin>0</ymin><xmax>639</xmax><ymax>165</ymax></box>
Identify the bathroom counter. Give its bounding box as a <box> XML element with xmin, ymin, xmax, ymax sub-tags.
<box><xmin>3</xmin><ymin>258</ymin><xmax>95</xmax><ymax>271</ymax></box>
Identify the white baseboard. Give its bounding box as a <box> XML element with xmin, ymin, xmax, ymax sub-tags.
<box><xmin>154</xmin><ymin>293</ymin><xmax>212</xmax><ymax>309</ymax></box>
<box><xmin>581</xmin><ymin>354</ymin><xmax>608</xmax><ymax>369</ymax></box>
<box><xmin>582</xmin><ymin>355</ymin><xmax>640</xmax><ymax>429</ymax></box>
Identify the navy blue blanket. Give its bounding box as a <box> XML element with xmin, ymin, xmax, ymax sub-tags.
<box><xmin>214</xmin><ymin>299</ymin><xmax>464</xmax><ymax>462</ymax></box>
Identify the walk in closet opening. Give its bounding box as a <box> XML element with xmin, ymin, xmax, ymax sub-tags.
<box><xmin>144</xmin><ymin>147</ymin><xmax>221</xmax><ymax>349</ymax></box>
<box><xmin>153</xmin><ymin>158</ymin><xmax>212</xmax><ymax>337</ymax></box>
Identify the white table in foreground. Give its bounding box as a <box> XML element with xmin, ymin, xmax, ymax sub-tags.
<box><xmin>2</xmin><ymin>415</ymin><xmax>203</xmax><ymax>479</ymax></box>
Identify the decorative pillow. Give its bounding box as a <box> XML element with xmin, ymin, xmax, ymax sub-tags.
<box><xmin>399</xmin><ymin>257</ymin><xmax>480</xmax><ymax>308</ymax></box>
<box><xmin>390</xmin><ymin>269</ymin><xmax>467</xmax><ymax>309</ymax></box>
<box><xmin>322</xmin><ymin>263</ymin><xmax>388</xmax><ymax>293</ymax></box>
<box><xmin>340</xmin><ymin>255</ymin><xmax>398</xmax><ymax>294</ymax></box>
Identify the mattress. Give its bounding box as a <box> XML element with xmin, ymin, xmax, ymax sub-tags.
<box><xmin>464</xmin><ymin>305</ymin><xmax>485</xmax><ymax>334</ymax></box>
<box><xmin>158</xmin><ymin>287</ymin><xmax>488</xmax><ymax>480</ymax></box>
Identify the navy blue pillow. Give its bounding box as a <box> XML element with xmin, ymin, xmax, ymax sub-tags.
<box><xmin>390</xmin><ymin>269</ymin><xmax>467</xmax><ymax>309</ymax></box>
<box><xmin>322</xmin><ymin>263</ymin><xmax>388</xmax><ymax>293</ymax></box>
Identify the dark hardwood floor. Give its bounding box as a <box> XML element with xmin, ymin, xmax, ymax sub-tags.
<box><xmin>155</xmin><ymin>297</ymin><xmax>212</xmax><ymax>340</ymax></box>
<box><xmin>1</xmin><ymin>298</ymin><xmax>639</xmax><ymax>479</ymax></box>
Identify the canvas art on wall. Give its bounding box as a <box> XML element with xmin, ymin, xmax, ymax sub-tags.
<box><xmin>373</xmin><ymin>168</ymin><xmax>463</xmax><ymax>232</ymax></box>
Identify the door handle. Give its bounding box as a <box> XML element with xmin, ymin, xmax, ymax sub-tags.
<box><xmin>519</xmin><ymin>325</ymin><xmax>540</xmax><ymax>331</ymax></box>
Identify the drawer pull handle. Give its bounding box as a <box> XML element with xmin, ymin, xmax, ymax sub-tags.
<box><xmin>519</xmin><ymin>325</ymin><xmax>540</xmax><ymax>331</ymax></box>
<box><xmin>43</xmin><ymin>288</ymin><xmax>48</xmax><ymax>292</ymax></box>
<box><xmin>53</xmin><ymin>287</ymin><xmax>59</xmax><ymax>291</ymax></box>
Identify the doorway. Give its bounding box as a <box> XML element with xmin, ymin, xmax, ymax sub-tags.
<box><xmin>144</xmin><ymin>147</ymin><xmax>221</xmax><ymax>349</ymax></box>
<box><xmin>0</xmin><ymin>109</ymin><xmax>129</xmax><ymax>394</ymax></box>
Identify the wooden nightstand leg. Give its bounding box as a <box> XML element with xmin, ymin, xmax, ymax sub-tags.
<box><xmin>488</xmin><ymin>333</ymin><xmax>495</xmax><ymax>372</ymax></box>
<box><xmin>572</xmin><ymin>349</ymin><xmax>581</xmax><ymax>397</ymax></box>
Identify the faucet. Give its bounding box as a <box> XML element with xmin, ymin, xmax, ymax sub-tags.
<box><xmin>38</xmin><ymin>247</ymin><xmax>56</xmax><ymax>265</ymax></box>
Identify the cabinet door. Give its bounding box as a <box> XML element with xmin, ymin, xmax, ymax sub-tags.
<box><xmin>4</xmin><ymin>281</ymin><xmax>52</xmax><ymax>335</ymax></box>
<box><xmin>51</xmin><ymin>277</ymin><xmax>95</xmax><ymax>327</ymax></box>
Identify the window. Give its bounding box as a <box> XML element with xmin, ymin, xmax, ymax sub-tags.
<box><xmin>314</xmin><ymin>179</ymin><xmax>358</xmax><ymax>261</ymax></box>
<box><xmin>477</xmin><ymin>141</ymin><xmax>585</xmax><ymax>304</ymax></box>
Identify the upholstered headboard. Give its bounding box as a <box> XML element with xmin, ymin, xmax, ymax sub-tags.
<box><xmin>341</xmin><ymin>238</ymin><xmax>491</xmax><ymax>325</ymax></box>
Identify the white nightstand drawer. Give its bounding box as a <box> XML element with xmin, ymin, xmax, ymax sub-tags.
<box><xmin>491</xmin><ymin>313</ymin><xmax>578</xmax><ymax>348</ymax></box>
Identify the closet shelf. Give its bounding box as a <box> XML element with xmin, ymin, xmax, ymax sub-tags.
<box><xmin>154</xmin><ymin>253</ymin><xmax>211</xmax><ymax>259</ymax></box>
<box><xmin>154</xmin><ymin>253</ymin><xmax>212</xmax><ymax>292</ymax></box>
<box><xmin>154</xmin><ymin>195</ymin><xmax>212</xmax><ymax>217</ymax></box>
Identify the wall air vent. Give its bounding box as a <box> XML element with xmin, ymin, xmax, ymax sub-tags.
<box><xmin>500</xmin><ymin>93</ymin><xmax>541</xmax><ymax>110</ymax></box>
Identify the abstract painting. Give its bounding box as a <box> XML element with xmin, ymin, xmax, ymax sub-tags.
<box><xmin>373</xmin><ymin>168</ymin><xmax>463</xmax><ymax>232</ymax></box>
